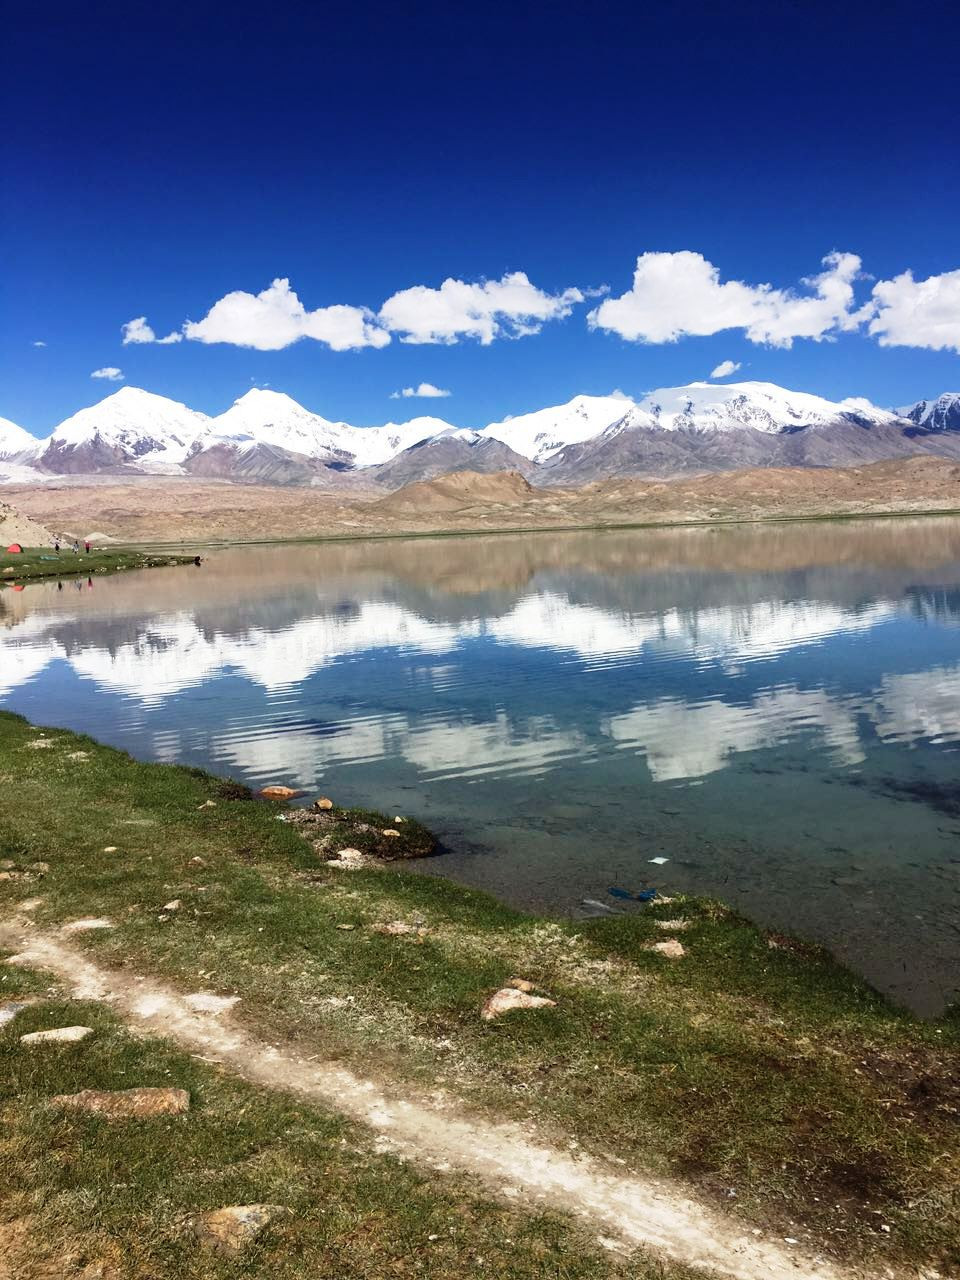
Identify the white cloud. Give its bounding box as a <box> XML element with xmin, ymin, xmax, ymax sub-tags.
<box><xmin>32</xmin><ymin>340</ymin><xmax>47</xmax><ymax>348</ymax></box>
<box><xmin>379</xmin><ymin>271</ymin><xmax>584</xmax><ymax>345</ymax></box>
<box><xmin>121</xmin><ymin>316</ymin><xmax>183</xmax><ymax>345</ymax></box>
<box><xmin>866</xmin><ymin>267</ymin><xmax>960</xmax><ymax>353</ymax></box>
<box><xmin>589</xmin><ymin>251</ymin><xmax>864</xmax><ymax>348</ymax></box>
<box><xmin>183</xmin><ymin>279</ymin><xmax>390</xmax><ymax>351</ymax></box>
<box><xmin>390</xmin><ymin>382</ymin><xmax>451</xmax><ymax>399</ymax></box>
<box><xmin>709</xmin><ymin>359</ymin><xmax>741</xmax><ymax>378</ymax></box>
<box><xmin>91</xmin><ymin>367</ymin><xmax>124</xmax><ymax>381</ymax></box>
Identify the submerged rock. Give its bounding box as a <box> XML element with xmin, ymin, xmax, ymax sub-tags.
<box><xmin>258</xmin><ymin>785</ymin><xmax>301</xmax><ymax>801</ymax></box>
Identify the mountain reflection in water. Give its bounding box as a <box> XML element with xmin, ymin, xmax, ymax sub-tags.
<box><xmin>2</xmin><ymin>519</ymin><xmax>959</xmax><ymax>1014</ymax></box>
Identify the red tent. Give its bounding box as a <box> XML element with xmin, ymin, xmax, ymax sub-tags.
<box><xmin>5</xmin><ymin>544</ymin><xmax>23</xmax><ymax>554</ymax></box>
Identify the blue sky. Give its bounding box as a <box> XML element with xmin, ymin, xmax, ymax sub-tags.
<box><xmin>3</xmin><ymin>0</ymin><xmax>959</xmax><ymax>436</ymax></box>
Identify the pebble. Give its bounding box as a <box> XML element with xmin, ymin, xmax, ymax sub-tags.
<box><xmin>162</xmin><ymin>899</ymin><xmax>181</xmax><ymax>912</ymax></box>
<box><xmin>102</xmin><ymin>846</ymin><xmax>118</xmax><ymax>853</ymax></box>
<box><xmin>381</xmin><ymin>828</ymin><xmax>401</xmax><ymax>838</ymax></box>
<box><xmin>314</xmin><ymin>797</ymin><xmax>334</xmax><ymax>811</ymax></box>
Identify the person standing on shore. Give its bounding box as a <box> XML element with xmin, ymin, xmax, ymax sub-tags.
<box><xmin>84</xmin><ymin>540</ymin><xmax>91</xmax><ymax>554</ymax></box>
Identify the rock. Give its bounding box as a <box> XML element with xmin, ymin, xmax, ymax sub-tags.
<box><xmin>30</xmin><ymin>861</ymin><xmax>50</xmax><ymax>874</ymax></box>
<box><xmin>0</xmin><ymin>858</ymin><xmax>15</xmax><ymax>869</ymax></box>
<box><xmin>61</xmin><ymin>918</ymin><xmax>114</xmax><ymax>934</ymax></box>
<box><xmin>102</xmin><ymin>846</ymin><xmax>118</xmax><ymax>853</ymax></box>
<box><xmin>394</xmin><ymin>816</ymin><xmax>406</xmax><ymax>823</ymax></box>
<box><xmin>21</xmin><ymin>1025</ymin><xmax>94</xmax><ymax>1045</ymax></box>
<box><xmin>326</xmin><ymin>848</ymin><xmax>366</xmax><ymax>869</ymax></box>
<box><xmin>184</xmin><ymin>992</ymin><xmax>239</xmax><ymax>1015</ymax></box>
<box><xmin>313</xmin><ymin>796</ymin><xmax>334</xmax><ymax>811</ymax></box>
<box><xmin>655</xmin><ymin>918</ymin><xmax>689</xmax><ymax>930</ymax></box>
<box><xmin>50</xmin><ymin>1086</ymin><xmax>190</xmax><ymax>1117</ymax></box>
<box><xmin>162</xmin><ymin>899</ymin><xmax>181</xmax><ymax>912</ymax></box>
<box><xmin>189</xmin><ymin>856</ymin><xmax>206</xmax><ymax>866</ymax></box>
<box><xmin>258</xmin><ymin>785</ymin><xmax>301</xmax><ymax>801</ymax></box>
<box><xmin>0</xmin><ymin>1000</ymin><xmax>30</xmax><ymax>1028</ymax></box>
<box><xmin>197</xmin><ymin>800</ymin><xmax>217</xmax><ymax>810</ymax></box>
<box><xmin>506</xmin><ymin>977</ymin><xmax>538</xmax><ymax>993</ymax></box>
<box><xmin>0</xmin><ymin>870</ymin><xmax>32</xmax><ymax>882</ymax></box>
<box><xmin>335</xmin><ymin>923</ymin><xmax>356</xmax><ymax>931</ymax></box>
<box><xmin>372</xmin><ymin>921</ymin><xmax>428</xmax><ymax>938</ymax></box>
<box><xmin>647</xmin><ymin>939</ymin><xmax>686</xmax><ymax>959</ymax></box>
<box><xmin>196</xmin><ymin>1204</ymin><xmax>285</xmax><ymax>1255</ymax></box>
<box><xmin>481</xmin><ymin>988</ymin><xmax>557</xmax><ymax>1021</ymax></box>
<box><xmin>381</xmin><ymin>828</ymin><xmax>401</xmax><ymax>838</ymax></box>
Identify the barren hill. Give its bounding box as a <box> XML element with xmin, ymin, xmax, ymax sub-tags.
<box><xmin>375</xmin><ymin>469</ymin><xmax>535</xmax><ymax>514</ymax></box>
<box><xmin>0</xmin><ymin>501</ymin><xmax>54</xmax><ymax>547</ymax></box>
<box><xmin>3</xmin><ymin>456</ymin><xmax>960</xmax><ymax>543</ymax></box>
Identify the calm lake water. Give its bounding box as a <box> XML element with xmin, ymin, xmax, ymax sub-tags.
<box><xmin>2</xmin><ymin>520</ymin><xmax>959</xmax><ymax>1014</ymax></box>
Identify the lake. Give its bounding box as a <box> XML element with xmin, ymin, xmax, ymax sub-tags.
<box><xmin>2</xmin><ymin>519</ymin><xmax>959</xmax><ymax>1014</ymax></box>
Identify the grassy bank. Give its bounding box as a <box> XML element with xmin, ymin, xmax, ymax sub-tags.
<box><xmin>3</xmin><ymin>965</ymin><xmax>658</xmax><ymax>1280</ymax></box>
<box><xmin>1</xmin><ymin>710</ymin><xmax>958</xmax><ymax>1277</ymax></box>
<box><xmin>0</xmin><ymin>545</ymin><xmax>198</xmax><ymax>584</ymax></box>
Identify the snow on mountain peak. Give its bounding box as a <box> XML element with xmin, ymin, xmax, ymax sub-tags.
<box><xmin>50</xmin><ymin>387</ymin><xmax>211</xmax><ymax>451</ymax></box>
<box><xmin>628</xmin><ymin>380</ymin><xmax>898</xmax><ymax>435</ymax></box>
<box><xmin>483</xmin><ymin>394</ymin><xmax>636</xmax><ymax>461</ymax></box>
<box><xmin>0</xmin><ymin>414</ymin><xmax>41</xmax><ymax>459</ymax></box>
<box><xmin>210</xmin><ymin>388</ymin><xmax>351</xmax><ymax>458</ymax></box>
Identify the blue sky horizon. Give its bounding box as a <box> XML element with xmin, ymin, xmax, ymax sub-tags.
<box><xmin>3</xmin><ymin>0</ymin><xmax>959</xmax><ymax>437</ymax></box>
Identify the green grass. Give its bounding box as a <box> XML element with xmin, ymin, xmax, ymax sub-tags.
<box><xmin>0</xmin><ymin>546</ymin><xmax>197</xmax><ymax>584</ymax></box>
<box><xmin>3</xmin><ymin>966</ymin><xmax>686</xmax><ymax>1280</ymax></box>
<box><xmin>1</xmin><ymin>709</ymin><xmax>958</xmax><ymax>1275</ymax></box>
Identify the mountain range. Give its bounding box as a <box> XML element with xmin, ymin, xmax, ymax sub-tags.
<box><xmin>2</xmin><ymin>383</ymin><xmax>959</xmax><ymax>490</ymax></box>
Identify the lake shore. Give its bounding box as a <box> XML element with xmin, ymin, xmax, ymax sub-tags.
<box><xmin>1</xmin><ymin>710</ymin><xmax>957</xmax><ymax>1279</ymax></box>
<box><xmin>0</xmin><ymin>545</ymin><xmax>199</xmax><ymax>584</ymax></box>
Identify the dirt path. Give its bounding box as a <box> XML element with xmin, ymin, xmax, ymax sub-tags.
<box><xmin>2</xmin><ymin>918</ymin><xmax>870</xmax><ymax>1280</ymax></box>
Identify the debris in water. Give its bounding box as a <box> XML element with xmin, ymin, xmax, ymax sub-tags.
<box><xmin>648</xmin><ymin>857</ymin><xmax>670</xmax><ymax>865</ymax></box>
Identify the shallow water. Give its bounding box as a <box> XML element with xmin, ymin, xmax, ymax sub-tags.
<box><xmin>2</xmin><ymin>520</ymin><xmax>959</xmax><ymax>1013</ymax></box>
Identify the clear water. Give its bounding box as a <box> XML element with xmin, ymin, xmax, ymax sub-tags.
<box><xmin>2</xmin><ymin>520</ymin><xmax>959</xmax><ymax>1014</ymax></box>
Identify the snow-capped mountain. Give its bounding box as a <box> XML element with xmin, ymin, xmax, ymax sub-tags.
<box><xmin>899</xmin><ymin>393</ymin><xmax>960</xmax><ymax>433</ymax></box>
<box><xmin>208</xmin><ymin>389</ymin><xmax>354</xmax><ymax>461</ymax></box>
<box><xmin>0</xmin><ymin>415</ymin><xmax>41</xmax><ymax>460</ymax></box>
<box><xmin>39</xmin><ymin>387</ymin><xmax>212</xmax><ymax>474</ymax></box>
<box><xmin>7</xmin><ymin>381</ymin><xmax>960</xmax><ymax>490</ymax></box>
<box><xmin>352</xmin><ymin>416</ymin><xmax>460</xmax><ymax>466</ymax></box>
<box><xmin>623</xmin><ymin>381</ymin><xmax>901</xmax><ymax>435</ymax></box>
<box><xmin>484</xmin><ymin>394</ymin><xmax>635</xmax><ymax>462</ymax></box>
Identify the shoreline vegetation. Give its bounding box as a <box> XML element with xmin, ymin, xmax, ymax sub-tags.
<box><xmin>1</xmin><ymin>711</ymin><xmax>958</xmax><ymax>1279</ymax></box>
<box><xmin>0</xmin><ymin>546</ymin><xmax>199</xmax><ymax>585</ymax></box>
